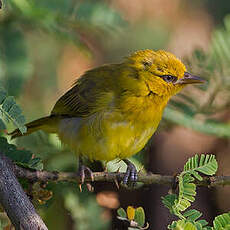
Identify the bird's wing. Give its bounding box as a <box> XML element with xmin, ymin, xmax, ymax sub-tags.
<box><xmin>51</xmin><ymin>66</ymin><xmax>116</xmax><ymax>117</ymax></box>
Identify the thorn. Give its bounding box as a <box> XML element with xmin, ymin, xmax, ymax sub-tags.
<box><xmin>114</xmin><ymin>178</ymin><xmax>120</xmax><ymax>189</ymax></box>
<box><xmin>79</xmin><ymin>184</ymin><xmax>82</xmax><ymax>192</ymax></box>
<box><xmin>90</xmin><ymin>174</ymin><xmax>94</xmax><ymax>182</ymax></box>
<box><xmin>86</xmin><ymin>183</ymin><xmax>94</xmax><ymax>192</ymax></box>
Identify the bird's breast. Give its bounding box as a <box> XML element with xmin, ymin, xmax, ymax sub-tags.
<box><xmin>57</xmin><ymin>95</ymin><xmax>166</xmax><ymax>161</ymax></box>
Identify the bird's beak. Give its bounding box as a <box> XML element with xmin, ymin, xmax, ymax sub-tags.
<box><xmin>174</xmin><ymin>72</ymin><xmax>205</xmax><ymax>85</ymax></box>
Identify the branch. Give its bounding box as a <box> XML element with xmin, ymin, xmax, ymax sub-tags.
<box><xmin>13</xmin><ymin>164</ymin><xmax>230</xmax><ymax>187</ymax></box>
<box><xmin>0</xmin><ymin>152</ymin><xmax>48</xmax><ymax>230</ymax></box>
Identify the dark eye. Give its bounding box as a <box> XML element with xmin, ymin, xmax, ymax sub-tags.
<box><xmin>143</xmin><ymin>61</ymin><xmax>152</xmax><ymax>67</ymax></box>
<box><xmin>161</xmin><ymin>75</ymin><xmax>177</xmax><ymax>83</ymax></box>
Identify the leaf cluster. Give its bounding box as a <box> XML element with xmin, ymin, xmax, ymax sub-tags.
<box><xmin>163</xmin><ymin>15</ymin><xmax>230</xmax><ymax>138</ymax></box>
<box><xmin>0</xmin><ymin>136</ymin><xmax>42</xmax><ymax>170</ymax></box>
<box><xmin>0</xmin><ymin>87</ymin><xmax>26</xmax><ymax>133</ymax></box>
<box><xmin>117</xmin><ymin>206</ymin><xmax>148</xmax><ymax>230</ymax></box>
<box><xmin>0</xmin><ymin>85</ymin><xmax>44</xmax><ymax>170</ymax></box>
<box><xmin>162</xmin><ymin>154</ymin><xmax>230</xmax><ymax>230</ymax></box>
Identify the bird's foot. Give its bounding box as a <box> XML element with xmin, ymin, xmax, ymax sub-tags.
<box><xmin>122</xmin><ymin>159</ymin><xmax>138</xmax><ymax>186</ymax></box>
<box><xmin>78</xmin><ymin>164</ymin><xmax>94</xmax><ymax>192</ymax></box>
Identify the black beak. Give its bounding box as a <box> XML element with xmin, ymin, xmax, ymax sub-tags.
<box><xmin>175</xmin><ymin>72</ymin><xmax>206</xmax><ymax>85</ymax></box>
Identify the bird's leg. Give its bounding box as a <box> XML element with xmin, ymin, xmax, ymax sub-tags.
<box><xmin>123</xmin><ymin>159</ymin><xmax>138</xmax><ymax>185</ymax></box>
<box><xmin>77</xmin><ymin>157</ymin><xmax>94</xmax><ymax>191</ymax></box>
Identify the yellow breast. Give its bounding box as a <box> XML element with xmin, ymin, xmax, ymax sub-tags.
<box><xmin>58</xmin><ymin>94</ymin><xmax>169</xmax><ymax>161</ymax></box>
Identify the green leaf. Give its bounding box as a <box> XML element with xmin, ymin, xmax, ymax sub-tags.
<box><xmin>162</xmin><ymin>194</ymin><xmax>177</xmax><ymax>212</ymax></box>
<box><xmin>0</xmin><ymin>88</ymin><xmax>27</xmax><ymax>134</ymax></box>
<box><xmin>2</xmin><ymin>96</ymin><xmax>15</xmax><ymax>112</ymax></box>
<box><xmin>184</xmin><ymin>154</ymin><xmax>218</xmax><ymax>176</ymax></box>
<box><xmin>106</xmin><ymin>157</ymin><xmax>146</xmax><ymax>174</ymax></box>
<box><xmin>213</xmin><ymin>212</ymin><xmax>230</xmax><ymax>230</ymax></box>
<box><xmin>190</xmin><ymin>171</ymin><xmax>203</xmax><ymax>181</ymax></box>
<box><xmin>183</xmin><ymin>209</ymin><xmax>202</xmax><ymax>222</ymax></box>
<box><xmin>0</xmin><ymin>118</ymin><xmax>6</xmax><ymax>130</ymax></box>
<box><xmin>168</xmin><ymin>221</ymin><xmax>178</xmax><ymax>229</ymax></box>
<box><xmin>0</xmin><ymin>137</ymin><xmax>43</xmax><ymax>170</ymax></box>
<box><xmin>0</xmin><ymin>89</ymin><xmax>7</xmax><ymax>104</ymax></box>
<box><xmin>28</xmin><ymin>158</ymin><xmax>43</xmax><ymax>170</ymax></box>
<box><xmin>171</xmin><ymin>220</ymin><xmax>197</xmax><ymax>230</ymax></box>
<box><xmin>134</xmin><ymin>207</ymin><xmax>145</xmax><ymax>227</ymax></box>
<box><xmin>196</xmin><ymin>219</ymin><xmax>209</xmax><ymax>229</ymax></box>
<box><xmin>163</xmin><ymin>154</ymin><xmax>218</xmax><ymax>222</ymax></box>
<box><xmin>196</xmin><ymin>219</ymin><xmax>208</xmax><ymax>227</ymax></box>
<box><xmin>117</xmin><ymin>208</ymin><xmax>127</xmax><ymax>218</ymax></box>
<box><xmin>175</xmin><ymin>198</ymin><xmax>191</xmax><ymax>212</ymax></box>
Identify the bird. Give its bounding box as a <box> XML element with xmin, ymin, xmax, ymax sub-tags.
<box><xmin>9</xmin><ymin>49</ymin><xmax>204</xmax><ymax>185</ymax></box>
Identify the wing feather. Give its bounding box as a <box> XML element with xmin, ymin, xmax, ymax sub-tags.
<box><xmin>51</xmin><ymin>65</ymin><xmax>118</xmax><ymax>117</ymax></box>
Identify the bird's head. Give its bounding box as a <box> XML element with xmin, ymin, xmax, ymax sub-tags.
<box><xmin>125</xmin><ymin>49</ymin><xmax>205</xmax><ymax>97</ymax></box>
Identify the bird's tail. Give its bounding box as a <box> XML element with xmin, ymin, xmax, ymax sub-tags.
<box><xmin>8</xmin><ymin>115</ymin><xmax>59</xmax><ymax>139</ymax></box>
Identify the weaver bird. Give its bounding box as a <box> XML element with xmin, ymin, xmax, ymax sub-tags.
<box><xmin>9</xmin><ymin>50</ymin><xmax>204</xmax><ymax>185</ymax></box>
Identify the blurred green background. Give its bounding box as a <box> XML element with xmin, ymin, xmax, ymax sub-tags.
<box><xmin>1</xmin><ymin>0</ymin><xmax>230</xmax><ymax>229</ymax></box>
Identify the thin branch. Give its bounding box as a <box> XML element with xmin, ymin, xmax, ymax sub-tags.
<box><xmin>0</xmin><ymin>152</ymin><xmax>48</xmax><ymax>230</ymax></box>
<box><xmin>13</xmin><ymin>164</ymin><xmax>230</xmax><ymax>187</ymax></box>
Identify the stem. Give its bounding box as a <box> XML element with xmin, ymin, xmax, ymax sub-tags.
<box><xmin>13</xmin><ymin>164</ymin><xmax>230</xmax><ymax>188</ymax></box>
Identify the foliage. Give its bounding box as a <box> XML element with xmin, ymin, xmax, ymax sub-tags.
<box><xmin>117</xmin><ymin>206</ymin><xmax>148</xmax><ymax>230</ymax></box>
<box><xmin>164</xmin><ymin>16</ymin><xmax>230</xmax><ymax>138</ymax></box>
<box><xmin>213</xmin><ymin>213</ymin><xmax>230</xmax><ymax>230</ymax></box>
<box><xmin>64</xmin><ymin>191</ymin><xmax>109</xmax><ymax>230</ymax></box>
<box><xmin>162</xmin><ymin>154</ymin><xmax>230</xmax><ymax>230</ymax></box>
<box><xmin>0</xmin><ymin>213</ymin><xmax>10</xmax><ymax>229</ymax></box>
<box><xmin>0</xmin><ymin>85</ymin><xmax>42</xmax><ymax>171</ymax></box>
<box><xmin>0</xmin><ymin>87</ymin><xmax>27</xmax><ymax>134</ymax></box>
<box><xmin>1</xmin><ymin>0</ymin><xmax>230</xmax><ymax>229</ymax></box>
<box><xmin>0</xmin><ymin>136</ymin><xmax>43</xmax><ymax>170</ymax></box>
<box><xmin>0</xmin><ymin>85</ymin><xmax>42</xmax><ymax>169</ymax></box>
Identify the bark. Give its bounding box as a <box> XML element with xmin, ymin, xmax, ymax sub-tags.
<box><xmin>0</xmin><ymin>152</ymin><xmax>48</xmax><ymax>230</ymax></box>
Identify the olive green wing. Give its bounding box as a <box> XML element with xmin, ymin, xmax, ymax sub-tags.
<box><xmin>51</xmin><ymin>66</ymin><xmax>116</xmax><ymax>117</ymax></box>
<box><xmin>51</xmin><ymin>79</ymin><xmax>93</xmax><ymax>117</ymax></box>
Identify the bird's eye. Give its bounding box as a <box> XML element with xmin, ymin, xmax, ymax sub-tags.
<box><xmin>161</xmin><ymin>75</ymin><xmax>177</xmax><ymax>83</ymax></box>
<box><xmin>143</xmin><ymin>61</ymin><xmax>152</xmax><ymax>67</ymax></box>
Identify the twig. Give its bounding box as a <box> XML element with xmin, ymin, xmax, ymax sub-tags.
<box><xmin>0</xmin><ymin>152</ymin><xmax>48</xmax><ymax>230</ymax></box>
<box><xmin>13</xmin><ymin>164</ymin><xmax>230</xmax><ymax>187</ymax></box>
<box><xmin>1</xmin><ymin>152</ymin><xmax>230</xmax><ymax>230</ymax></box>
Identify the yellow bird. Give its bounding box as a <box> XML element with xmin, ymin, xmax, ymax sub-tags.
<box><xmin>9</xmin><ymin>50</ymin><xmax>204</xmax><ymax>184</ymax></box>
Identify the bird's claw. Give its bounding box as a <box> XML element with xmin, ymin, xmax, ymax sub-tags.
<box><xmin>78</xmin><ymin>164</ymin><xmax>94</xmax><ymax>192</ymax></box>
<box><xmin>122</xmin><ymin>160</ymin><xmax>138</xmax><ymax>186</ymax></box>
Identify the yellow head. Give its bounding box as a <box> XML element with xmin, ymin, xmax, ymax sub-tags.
<box><xmin>125</xmin><ymin>49</ymin><xmax>204</xmax><ymax>97</ymax></box>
